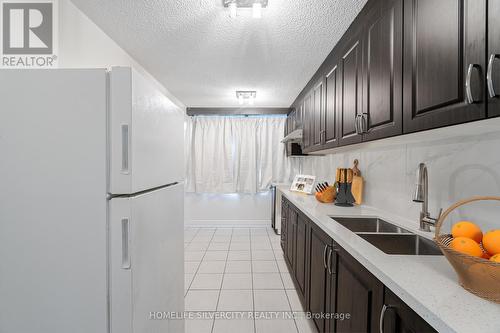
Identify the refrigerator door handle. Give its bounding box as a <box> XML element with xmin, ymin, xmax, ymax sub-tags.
<box><xmin>121</xmin><ymin>218</ymin><xmax>131</xmax><ymax>269</ymax></box>
<box><xmin>121</xmin><ymin>124</ymin><xmax>130</xmax><ymax>174</ymax></box>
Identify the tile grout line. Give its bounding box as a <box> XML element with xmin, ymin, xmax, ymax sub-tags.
<box><xmin>268</xmin><ymin>228</ymin><xmax>300</xmax><ymax>333</ymax></box>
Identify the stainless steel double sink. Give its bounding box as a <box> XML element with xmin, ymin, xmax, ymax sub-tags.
<box><xmin>331</xmin><ymin>217</ymin><xmax>442</xmax><ymax>256</ymax></box>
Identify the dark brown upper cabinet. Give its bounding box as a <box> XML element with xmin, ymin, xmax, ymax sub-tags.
<box><xmin>337</xmin><ymin>29</ymin><xmax>364</xmax><ymax>146</ymax></box>
<box><xmin>323</xmin><ymin>63</ymin><xmax>340</xmax><ymax>149</ymax></box>
<box><xmin>362</xmin><ymin>0</ymin><xmax>403</xmax><ymax>141</ymax></box>
<box><xmin>302</xmin><ymin>94</ymin><xmax>313</xmax><ymax>150</ymax></box>
<box><xmin>402</xmin><ymin>0</ymin><xmax>486</xmax><ymax>133</ymax></box>
<box><xmin>488</xmin><ymin>0</ymin><xmax>500</xmax><ymax>118</ymax></box>
<box><xmin>311</xmin><ymin>80</ymin><xmax>324</xmax><ymax>150</ymax></box>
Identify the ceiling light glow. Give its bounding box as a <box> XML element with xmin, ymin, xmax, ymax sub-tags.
<box><xmin>223</xmin><ymin>0</ymin><xmax>268</xmax><ymax>19</ymax></box>
<box><xmin>236</xmin><ymin>91</ymin><xmax>257</xmax><ymax>105</ymax></box>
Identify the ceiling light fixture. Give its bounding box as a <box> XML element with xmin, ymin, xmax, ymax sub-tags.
<box><xmin>223</xmin><ymin>0</ymin><xmax>268</xmax><ymax>19</ymax></box>
<box><xmin>236</xmin><ymin>91</ymin><xmax>257</xmax><ymax>105</ymax></box>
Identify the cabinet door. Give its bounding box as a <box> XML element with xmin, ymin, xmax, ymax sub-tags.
<box><xmin>294</xmin><ymin>213</ymin><xmax>308</xmax><ymax>302</ymax></box>
<box><xmin>307</xmin><ymin>223</ymin><xmax>332</xmax><ymax>333</ymax></box>
<box><xmin>338</xmin><ymin>32</ymin><xmax>364</xmax><ymax>146</ymax></box>
<box><xmin>286</xmin><ymin>205</ymin><xmax>296</xmax><ymax>268</ymax></box>
<box><xmin>324</xmin><ymin>64</ymin><xmax>340</xmax><ymax>148</ymax></box>
<box><xmin>403</xmin><ymin>0</ymin><xmax>486</xmax><ymax>133</ymax></box>
<box><xmin>280</xmin><ymin>198</ymin><xmax>288</xmax><ymax>252</ymax></box>
<box><xmin>362</xmin><ymin>0</ymin><xmax>403</xmax><ymax>141</ymax></box>
<box><xmin>302</xmin><ymin>95</ymin><xmax>313</xmax><ymax>150</ymax></box>
<box><xmin>325</xmin><ymin>244</ymin><xmax>339</xmax><ymax>333</ymax></box>
<box><xmin>487</xmin><ymin>0</ymin><xmax>500</xmax><ymax>118</ymax></box>
<box><xmin>382</xmin><ymin>289</ymin><xmax>437</xmax><ymax>333</ymax></box>
<box><xmin>311</xmin><ymin>80</ymin><xmax>324</xmax><ymax>150</ymax></box>
<box><xmin>336</xmin><ymin>248</ymin><xmax>384</xmax><ymax>333</ymax></box>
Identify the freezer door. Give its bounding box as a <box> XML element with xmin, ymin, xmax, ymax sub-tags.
<box><xmin>110</xmin><ymin>183</ymin><xmax>184</xmax><ymax>333</ymax></box>
<box><xmin>109</xmin><ymin>67</ymin><xmax>185</xmax><ymax>195</ymax></box>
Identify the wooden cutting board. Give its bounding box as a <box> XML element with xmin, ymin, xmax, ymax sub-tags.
<box><xmin>351</xmin><ymin>160</ymin><xmax>364</xmax><ymax>205</ymax></box>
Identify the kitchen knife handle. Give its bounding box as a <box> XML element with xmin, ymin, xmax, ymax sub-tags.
<box><xmin>121</xmin><ymin>218</ymin><xmax>131</xmax><ymax>269</ymax></box>
<box><xmin>121</xmin><ymin>124</ymin><xmax>130</xmax><ymax>174</ymax></box>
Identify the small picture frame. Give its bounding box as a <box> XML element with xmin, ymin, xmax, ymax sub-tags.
<box><xmin>290</xmin><ymin>175</ymin><xmax>316</xmax><ymax>194</ymax></box>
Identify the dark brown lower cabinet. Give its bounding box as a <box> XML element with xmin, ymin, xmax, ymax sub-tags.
<box><xmin>295</xmin><ymin>213</ymin><xmax>308</xmax><ymax>301</ymax></box>
<box><xmin>307</xmin><ymin>223</ymin><xmax>333</xmax><ymax>333</ymax></box>
<box><xmin>335</xmin><ymin>248</ymin><xmax>384</xmax><ymax>333</ymax></box>
<box><xmin>286</xmin><ymin>204</ymin><xmax>297</xmax><ymax>268</ymax></box>
<box><xmin>280</xmin><ymin>198</ymin><xmax>288</xmax><ymax>252</ymax></box>
<box><xmin>280</xmin><ymin>197</ymin><xmax>437</xmax><ymax>333</ymax></box>
<box><xmin>382</xmin><ymin>289</ymin><xmax>437</xmax><ymax>333</ymax></box>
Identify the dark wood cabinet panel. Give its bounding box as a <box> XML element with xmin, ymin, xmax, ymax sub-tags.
<box><xmin>382</xmin><ymin>289</ymin><xmax>438</xmax><ymax>333</ymax></box>
<box><xmin>324</xmin><ymin>65</ymin><xmax>340</xmax><ymax>149</ymax></box>
<box><xmin>302</xmin><ymin>94</ymin><xmax>313</xmax><ymax>150</ymax></box>
<box><xmin>336</xmin><ymin>248</ymin><xmax>384</xmax><ymax>333</ymax></box>
<box><xmin>294</xmin><ymin>213</ymin><xmax>308</xmax><ymax>301</ymax></box>
<box><xmin>338</xmin><ymin>34</ymin><xmax>363</xmax><ymax>146</ymax></box>
<box><xmin>280</xmin><ymin>198</ymin><xmax>288</xmax><ymax>252</ymax></box>
<box><xmin>312</xmin><ymin>80</ymin><xmax>324</xmax><ymax>149</ymax></box>
<box><xmin>286</xmin><ymin>205</ymin><xmax>296</xmax><ymax>268</ymax></box>
<box><xmin>307</xmin><ymin>223</ymin><xmax>332</xmax><ymax>333</ymax></box>
<box><xmin>362</xmin><ymin>0</ymin><xmax>403</xmax><ymax>141</ymax></box>
<box><xmin>488</xmin><ymin>0</ymin><xmax>500</xmax><ymax>118</ymax></box>
<box><xmin>402</xmin><ymin>0</ymin><xmax>486</xmax><ymax>133</ymax></box>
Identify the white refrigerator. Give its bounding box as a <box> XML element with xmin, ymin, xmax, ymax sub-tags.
<box><xmin>0</xmin><ymin>67</ymin><xmax>185</xmax><ymax>333</ymax></box>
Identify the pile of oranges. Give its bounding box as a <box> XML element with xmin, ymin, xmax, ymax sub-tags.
<box><xmin>449</xmin><ymin>221</ymin><xmax>500</xmax><ymax>262</ymax></box>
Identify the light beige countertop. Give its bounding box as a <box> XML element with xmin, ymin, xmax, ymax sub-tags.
<box><xmin>277</xmin><ymin>186</ymin><xmax>500</xmax><ymax>333</ymax></box>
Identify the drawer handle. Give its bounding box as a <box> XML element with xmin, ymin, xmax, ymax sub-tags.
<box><xmin>487</xmin><ymin>54</ymin><xmax>500</xmax><ymax>98</ymax></box>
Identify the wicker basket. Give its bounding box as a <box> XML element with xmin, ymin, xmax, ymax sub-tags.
<box><xmin>434</xmin><ymin>196</ymin><xmax>500</xmax><ymax>303</ymax></box>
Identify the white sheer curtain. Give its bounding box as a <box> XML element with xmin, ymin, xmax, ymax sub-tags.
<box><xmin>185</xmin><ymin>115</ymin><xmax>293</xmax><ymax>193</ymax></box>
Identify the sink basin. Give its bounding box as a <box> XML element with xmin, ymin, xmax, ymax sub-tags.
<box><xmin>331</xmin><ymin>217</ymin><xmax>410</xmax><ymax>234</ymax></box>
<box><xmin>357</xmin><ymin>233</ymin><xmax>443</xmax><ymax>255</ymax></box>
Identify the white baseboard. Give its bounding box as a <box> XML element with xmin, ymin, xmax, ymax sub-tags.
<box><xmin>185</xmin><ymin>219</ymin><xmax>271</xmax><ymax>227</ymax></box>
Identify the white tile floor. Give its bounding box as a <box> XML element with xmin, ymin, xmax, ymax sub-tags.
<box><xmin>184</xmin><ymin>226</ymin><xmax>318</xmax><ymax>333</ymax></box>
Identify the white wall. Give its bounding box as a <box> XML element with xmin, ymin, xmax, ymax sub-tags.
<box><xmin>185</xmin><ymin>192</ymin><xmax>272</xmax><ymax>226</ymax></box>
<box><xmin>290</xmin><ymin>122</ymin><xmax>500</xmax><ymax>232</ymax></box>
<box><xmin>58</xmin><ymin>0</ymin><xmax>184</xmax><ymax>109</ymax></box>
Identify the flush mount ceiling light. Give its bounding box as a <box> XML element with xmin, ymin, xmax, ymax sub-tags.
<box><xmin>236</xmin><ymin>90</ymin><xmax>257</xmax><ymax>105</ymax></box>
<box><xmin>223</xmin><ymin>0</ymin><xmax>268</xmax><ymax>18</ymax></box>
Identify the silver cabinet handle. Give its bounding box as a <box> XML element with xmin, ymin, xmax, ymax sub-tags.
<box><xmin>466</xmin><ymin>64</ymin><xmax>480</xmax><ymax>104</ymax></box>
<box><xmin>121</xmin><ymin>218</ymin><xmax>131</xmax><ymax>269</ymax></box>
<box><xmin>327</xmin><ymin>248</ymin><xmax>333</xmax><ymax>274</ymax></box>
<box><xmin>487</xmin><ymin>54</ymin><xmax>500</xmax><ymax>98</ymax></box>
<box><xmin>121</xmin><ymin>124</ymin><xmax>130</xmax><ymax>173</ymax></box>
<box><xmin>379</xmin><ymin>304</ymin><xmax>393</xmax><ymax>333</ymax></box>
<box><xmin>323</xmin><ymin>244</ymin><xmax>328</xmax><ymax>269</ymax></box>
<box><xmin>354</xmin><ymin>114</ymin><xmax>361</xmax><ymax>134</ymax></box>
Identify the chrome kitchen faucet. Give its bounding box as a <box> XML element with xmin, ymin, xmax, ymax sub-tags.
<box><xmin>413</xmin><ymin>163</ymin><xmax>442</xmax><ymax>232</ymax></box>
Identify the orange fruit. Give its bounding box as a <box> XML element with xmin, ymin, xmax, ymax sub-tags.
<box><xmin>451</xmin><ymin>221</ymin><xmax>483</xmax><ymax>243</ymax></box>
<box><xmin>482</xmin><ymin>230</ymin><xmax>500</xmax><ymax>255</ymax></box>
<box><xmin>481</xmin><ymin>251</ymin><xmax>491</xmax><ymax>260</ymax></box>
<box><xmin>449</xmin><ymin>237</ymin><xmax>483</xmax><ymax>257</ymax></box>
<box><xmin>490</xmin><ymin>254</ymin><xmax>500</xmax><ymax>263</ymax></box>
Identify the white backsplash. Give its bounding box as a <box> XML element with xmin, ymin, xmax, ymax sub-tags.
<box><xmin>290</xmin><ymin>131</ymin><xmax>500</xmax><ymax>232</ymax></box>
